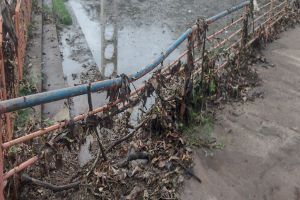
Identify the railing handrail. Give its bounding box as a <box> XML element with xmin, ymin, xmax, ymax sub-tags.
<box><xmin>0</xmin><ymin>1</ymin><xmax>250</xmax><ymax>114</ymax></box>
<box><xmin>0</xmin><ymin>0</ymin><xmax>296</xmax><ymax>198</ymax></box>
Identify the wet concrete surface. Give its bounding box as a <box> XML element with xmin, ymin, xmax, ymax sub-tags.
<box><xmin>42</xmin><ymin>0</ymin><xmax>70</xmax><ymax>121</ymax></box>
<box><xmin>181</xmin><ymin>26</ymin><xmax>300</xmax><ymax>200</ymax></box>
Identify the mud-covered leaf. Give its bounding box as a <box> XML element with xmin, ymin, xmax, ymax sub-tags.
<box><xmin>126</xmin><ymin>186</ymin><xmax>143</xmax><ymax>200</ymax></box>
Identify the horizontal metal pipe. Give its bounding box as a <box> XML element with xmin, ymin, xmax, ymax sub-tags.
<box><xmin>227</xmin><ymin>38</ymin><xmax>242</xmax><ymax>50</ymax></box>
<box><xmin>0</xmin><ymin>1</ymin><xmax>251</xmax><ymax>115</ymax></box>
<box><xmin>131</xmin><ymin>28</ymin><xmax>194</xmax><ymax>80</ymax></box>
<box><xmin>207</xmin><ymin>16</ymin><xmax>244</xmax><ymax>41</ymax></box>
<box><xmin>253</xmin><ymin>6</ymin><xmax>285</xmax><ymax>32</ymax></box>
<box><xmin>0</xmin><ymin>28</ymin><xmax>193</xmax><ymax>114</ymax></box>
<box><xmin>259</xmin><ymin>1</ymin><xmax>272</xmax><ymax>11</ymax></box>
<box><xmin>2</xmin><ymin>95</ymin><xmax>124</xmax><ymax>149</ymax></box>
<box><xmin>254</xmin><ymin>1</ymin><xmax>285</xmax><ymax>23</ymax></box>
<box><xmin>2</xmin><ymin>47</ymin><xmax>192</xmax><ymax>149</ymax></box>
<box><xmin>0</xmin><ymin>78</ymin><xmax>121</xmax><ymax>114</ymax></box>
<box><xmin>4</xmin><ymin>156</ymin><xmax>38</xmax><ymax>180</ymax></box>
<box><xmin>213</xmin><ymin>28</ymin><xmax>243</xmax><ymax>49</ymax></box>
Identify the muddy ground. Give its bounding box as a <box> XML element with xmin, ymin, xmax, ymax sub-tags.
<box><xmin>181</xmin><ymin>26</ymin><xmax>300</xmax><ymax>200</ymax></box>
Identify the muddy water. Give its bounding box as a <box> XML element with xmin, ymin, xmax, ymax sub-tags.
<box><xmin>58</xmin><ymin>0</ymin><xmax>244</xmax><ymax>165</ymax></box>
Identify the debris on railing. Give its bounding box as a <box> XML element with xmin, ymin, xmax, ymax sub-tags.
<box><xmin>1</xmin><ymin>0</ymin><xmax>299</xmax><ymax>199</ymax></box>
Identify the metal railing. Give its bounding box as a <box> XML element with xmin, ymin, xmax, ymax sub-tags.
<box><xmin>0</xmin><ymin>0</ymin><xmax>32</xmax><ymax>144</ymax></box>
<box><xmin>0</xmin><ymin>0</ymin><xmax>297</xmax><ymax>199</ymax></box>
<box><xmin>0</xmin><ymin>1</ymin><xmax>250</xmax><ymax>114</ymax></box>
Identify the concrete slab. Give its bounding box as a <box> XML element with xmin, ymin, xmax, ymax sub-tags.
<box><xmin>41</xmin><ymin>0</ymin><xmax>69</xmax><ymax>122</ymax></box>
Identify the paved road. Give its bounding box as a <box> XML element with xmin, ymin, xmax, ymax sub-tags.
<box><xmin>181</xmin><ymin>26</ymin><xmax>300</xmax><ymax>200</ymax></box>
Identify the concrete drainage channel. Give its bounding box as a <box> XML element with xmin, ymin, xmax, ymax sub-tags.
<box><xmin>42</xmin><ymin>0</ymin><xmax>70</xmax><ymax>122</ymax></box>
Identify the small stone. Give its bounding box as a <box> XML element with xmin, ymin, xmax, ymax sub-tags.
<box><xmin>185</xmin><ymin>147</ymin><xmax>193</xmax><ymax>153</ymax></box>
<box><xmin>178</xmin><ymin>175</ymin><xmax>184</xmax><ymax>183</ymax></box>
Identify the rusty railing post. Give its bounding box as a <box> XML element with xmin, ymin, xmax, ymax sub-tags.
<box><xmin>87</xmin><ymin>83</ymin><xmax>93</xmax><ymax>112</ymax></box>
<box><xmin>0</xmin><ymin>126</ymin><xmax>4</xmax><ymax>200</ymax></box>
<box><xmin>285</xmin><ymin>0</ymin><xmax>290</xmax><ymax>16</ymax></box>
<box><xmin>200</xmin><ymin>23</ymin><xmax>207</xmax><ymax>87</ymax></box>
<box><xmin>241</xmin><ymin>4</ymin><xmax>250</xmax><ymax>48</ymax></box>
<box><xmin>237</xmin><ymin>4</ymin><xmax>250</xmax><ymax>67</ymax></box>
<box><xmin>86</xmin><ymin>84</ymin><xmax>107</xmax><ymax>160</ymax></box>
<box><xmin>15</xmin><ymin>2</ymin><xmax>22</xmax><ymax>80</ymax></box>
<box><xmin>0</xmin><ymin>16</ymin><xmax>5</xmax><ymax>200</ymax></box>
<box><xmin>269</xmin><ymin>0</ymin><xmax>275</xmax><ymax>26</ymax></box>
<box><xmin>267</xmin><ymin>0</ymin><xmax>275</xmax><ymax>40</ymax></box>
<box><xmin>180</xmin><ymin>31</ymin><xmax>195</xmax><ymax>122</ymax></box>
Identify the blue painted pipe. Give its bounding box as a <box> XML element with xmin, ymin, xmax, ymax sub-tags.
<box><xmin>131</xmin><ymin>28</ymin><xmax>194</xmax><ymax>80</ymax></box>
<box><xmin>0</xmin><ymin>1</ymin><xmax>250</xmax><ymax>114</ymax></box>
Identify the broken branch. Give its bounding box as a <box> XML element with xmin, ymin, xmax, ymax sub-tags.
<box><xmin>21</xmin><ymin>174</ymin><xmax>80</xmax><ymax>192</ymax></box>
<box><xmin>106</xmin><ymin>121</ymin><xmax>146</xmax><ymax>153</ymax></box>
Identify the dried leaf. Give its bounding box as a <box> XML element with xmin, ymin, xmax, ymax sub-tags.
<box><xmin>126</xmin><ymin>186</ymin><xmax>143</xmax><ymax>200</ymax></box>
<box><xmin>158</xmin><ymin>160</ymin><xmax>166</xmax><ymax>168</ymax></box>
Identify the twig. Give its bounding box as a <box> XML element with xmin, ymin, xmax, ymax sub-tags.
<box><xmin>86</xmin><ymin>121</ymin><xmax>146</xmax><ymax>176</ymax></box>
<box><xmin>86</xmin><ymin>149</ymin><xmax>101</xmax><ymax>177</ymax></box>
<box><xmin>105</xmin><ymin>121</ymin><xmax>146</xmax><ymax>153</ymax></box>
<box><xmin>174</xmin><ymin>160</ymin><xmax>202</xmax><ymax>184</ymax></box>
<box><xmin>21</xmin><ymin>174</ymin><xmax>80</xmax><ymax>192</ymax></box>
<box><xmin>92</xmin><ymin>127</ymin><xmax>108</xmax><ymax>161</ymax></box>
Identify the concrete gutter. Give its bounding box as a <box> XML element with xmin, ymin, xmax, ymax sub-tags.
<box><xmin>41</xmin><ymin>0</ymin><xmax>70</xmax><ymax>121</ymax></box>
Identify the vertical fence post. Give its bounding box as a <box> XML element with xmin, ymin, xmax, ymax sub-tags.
<box><xmin>285</xmin><ymin>0</ymin><xmax>289</xmax><ymax>14</ymax></box>
<box><xmin>0</xmin><ymin>127</ymin><xmax>4</xmax><ymax>200</ymax></box>
<box><xmin>0</xmin><ymin>17</ymin><xmax>6</xmax><ymax>200</ymax></box>
<box><xmin>241</xmin><ymin>5</ymin><xmax>250</xmax><ymax>48</ymax></box>
<box><xmin>238</xmin><ymin>4</ymin><xmax>250</xmax><ymax>68</ymax></box>
<box><xmin>15</xmin><ymin>1</ymin><xmax>22</xmax><ymax>80</ymax></box>
<box><xmin>200</xmin><ymin>23</ymin><xmax>207</xmax><ymax>87</ymax></box>
<box><xmin>180</xmin><ymin>32</ymin><xmax>195</xmax><ymax>122</ymax></box>
<box><xmin>269</xmin><ymin>0</ymin><xmax>274</xmax><ymax>27</ymax></box>
<box><xmin>267</xmin><ymin>0</ymin><xmax>275</xmax><ymax>40</ymax></box>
